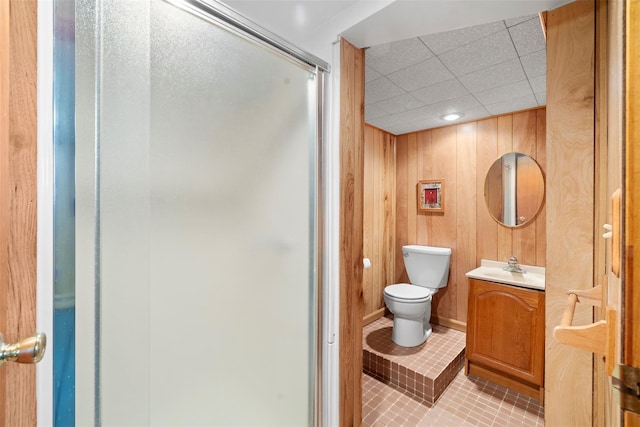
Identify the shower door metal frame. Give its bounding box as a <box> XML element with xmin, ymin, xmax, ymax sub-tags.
<box><xmin>72</xmin><ymin>0</ymin><xmax>329</xmax><ymax>425</ymax></box>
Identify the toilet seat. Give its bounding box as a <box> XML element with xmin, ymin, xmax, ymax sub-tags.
<box><xmin>384</xmin><ymin>284</ymin><xmax>433</xmax><ymax>302</ymax></box>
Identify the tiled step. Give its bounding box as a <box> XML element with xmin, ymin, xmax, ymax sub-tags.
<box><xmin>363</xmin><ymin>316</ymin><xmax>466</xmax><ymax>404</ymax></box>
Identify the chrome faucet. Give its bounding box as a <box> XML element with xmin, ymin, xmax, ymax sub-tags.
<box><xmin>503</xmin><ymin>256</ymin><xmax>525</xmax><ymax>273</ymax></box>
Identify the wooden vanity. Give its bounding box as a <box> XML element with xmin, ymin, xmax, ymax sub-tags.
<box><xmin>466</xmin><ymin>278</ymin><xmax>545</xmax><ymax>403</ymax></box>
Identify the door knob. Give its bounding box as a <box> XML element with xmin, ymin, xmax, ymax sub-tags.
<box><xmin>0</xmin><ymin>332</ymin><xmax>46</xmax><ymax>366</ymax></box>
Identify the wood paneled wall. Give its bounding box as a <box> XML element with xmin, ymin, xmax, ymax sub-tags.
<box><xmin>395</xmin><ymin>110</ymin><xmax>546</xmax><ymax>324</ymax></box>
<box><xmin>339</xmin><ymin>38</ymin><xmax>364</xmax><ymax>427</ymax></box>
<box><xmin>0</xmin><ymin>0</ymin><xmax>38</xmax><ymax>424</ymax></box>
<box><xmin>362</xmin><ymin>109</ymin><xmax>547</xmax><ymax>322</ymax></box>
<box><xmin>363</xmin><ymin>125</ymin><xmax>395</xmax><ymax>318</ymax></box>
<box><xmin>544</xmin><ymin>1</ymin><xmax>595</xmax><ymax>425</ymax></box>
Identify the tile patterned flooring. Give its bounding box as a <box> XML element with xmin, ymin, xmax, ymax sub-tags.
<box><xmin>363</xmin><ymin>316</ymin><xmax>466</xmax><ymax>403</ymax></box>
<box><xmin>362</xmin><ymin>316</ymin><xmax>544</xmax><ymax>426</ymax></box>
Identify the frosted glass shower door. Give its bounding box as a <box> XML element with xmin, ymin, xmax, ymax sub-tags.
<box><xmin>75</xmin><ymin>1</ymin><xmax>323</xmax><ymax>425</ymax></box>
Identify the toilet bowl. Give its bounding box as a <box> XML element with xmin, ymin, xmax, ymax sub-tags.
<box><xmin>384</xmin><ymin>245</ymin><xmax>451</xmax><ymax>347</ymax></box>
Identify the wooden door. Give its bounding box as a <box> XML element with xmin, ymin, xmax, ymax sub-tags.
<box><xmin>0</xmin><ymin>0</ymin><xmax>39</xmax><ymax>424</ymax></box>
<box><xmin>623</xmin><ymin>0</ymin><xmax>640</xmax><ymax>424</ymax></box>
<box><xmin>594</xmin><ymin>0</ymin><xmax>640</xmax><ymax>425</ymax></box>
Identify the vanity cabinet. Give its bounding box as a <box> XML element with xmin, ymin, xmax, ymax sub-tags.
<box><xmin>466</xmin><ymin>278</ymin><xmax>545</xmax><ymax>402</ymax></box>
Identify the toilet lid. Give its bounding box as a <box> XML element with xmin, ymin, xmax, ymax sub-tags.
<box><xmin>384</xmin><ymin>284</ymin><xmax>432</xmax><ymax>300</ymax></box>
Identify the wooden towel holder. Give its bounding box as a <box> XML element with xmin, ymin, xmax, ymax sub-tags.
<box><xmin>553</xmin><ymin>284</ymin><xmax>616</xmax><ymax>376</ymax></box>
<box><xmin>553</xmin><ymin>189</ymin><xmax>621</xmax><ymax>376</ymax></box>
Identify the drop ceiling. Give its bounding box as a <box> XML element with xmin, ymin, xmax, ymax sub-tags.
<box><xmin>365</xmin><ymin>15</ymin><xmax>546</xmax><ymax>135</ymax></box>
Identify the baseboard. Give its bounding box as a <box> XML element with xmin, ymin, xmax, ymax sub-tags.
<box><xmin>432</xmin><ymin>315</ymin><xmax>467</xmax><ymax>333</ymax></box>
<box><xmin>363</xmin><ymin>307</ymin><xmax>386</xmax><ymax>326</ymax></box>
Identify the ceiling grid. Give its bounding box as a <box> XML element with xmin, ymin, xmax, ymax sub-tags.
<box><xmin>365</xmin><ymin>14</ymin><xmax>546</xmax><ymax>135</ymax></box>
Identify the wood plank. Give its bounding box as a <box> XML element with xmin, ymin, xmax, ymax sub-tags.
<box><xmin>383</xmin><ymin>132</ymin><xmax>396</xmax><ymax>287</ymax></box>
<box><xmin>535</xmin><ymin>110</ymin><xmax>547</xmax><ymax>267</ymax></box>
<box><xmin>430</xmin><ymin>126</ymin><xmax>457</xmax><ymax>320</ymax></box>
<box><xmin>496</xmin><ymin>115</ymin><xmax>513</xmax><ymax>262</ymax></box>
<box><xmin>339</xmin><ymin>38</ymin><xmax>364</xmax><ymax>427</ymax></box>
<box><xmin>512</xmin><ymin>110</ymin><xmax>537</xmax><ymax>157</ymax></box>
<box><xmin>456</xmin><ymin>123</ymin><xmax>477</xmax><ymax>323</ymax></box>
<box><xmin>512</xmin><ymin>111</ymin><xmax>538</xmax><ymax>265</ymax></box>
<box><xmin>395</xmin><ymin>135</ymin><xmax>409</xmax><ymax>283</ymax></box>
<box><xmin>3</xmin><ymin>0</ymin><xmax>38</xmax><ymax>424</ymax></box>
<box><xmin>416</xmin><ymin>131</ymin><xmax>431</xmax><ymax>245</ymax></box>
<box><xmin>0</xmin><ymin>0</ymin><xmax>9</xmax><ymax>420</ymax></box>
<box><xmin>593</xmin><ymin>2</ymin><xmax>608</xmax><ymax>423</ymax></box>
<box><xmin>363</xmin><ymin>126</ymin><xmax>374</xmax><ymax>314</ymax></box>
<box><xmin>407</xmin><ymin>133</ymin><xmax>418</xmax><ymax>245</ymax></box>
<box><xmin>372</xmin><ymin>128</ymin><xmax>383</xmax><ymax>314</ymax></box>
<box><xmin>602</xmin><ymin>2</ymin><xmax>624</xmax><ymax>424</ymax></box>
<box><xmin>476</xmin><ymin>118</ymin><xmax>499</xmax><ymax>264</ymax></box>
<box><xmin>545</xmin><ymin>2</ymin><xmax>595</xmax><ymax>425</ymax></box>
<box><xmin>626</xmin><ymin>0</ymin><xmax>640</xmax><ymax>373</ymax></box>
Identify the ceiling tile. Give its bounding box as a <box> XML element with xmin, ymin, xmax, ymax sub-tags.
<box><xmin>458</xmin><ymin>58</ymin><xmax>526</xmax><ymax>94</ymax></box>
<box><xmin>365</xmin><ymin>103</ymin><xmax>388</xmax><ymax>121</ymax></box>
<box><xmin>439</xmin><ymin>30</ymin><xmax>518</xmax><ymax>76</ymax></box>
<box><xmin>419</xmin><ymin>20</ymin><xmax>506</xmax><ymax>55</ymax></box>
<box><xmin>485</xmin><ymin>93</ymin><xmax>537</xmax><ymax>116</ymax></box>
<box><xmin>374</xmin><ymin>93</ymin><xmax>425</xmax><ymax>115</ymax></box>
<box><xmin>509</xmin><ymin>18</ymin><xmax>546</xmax><ymax>57</ymax></box>
<box><xmin>363</xmin><ymin>13</ymin><xmax>547</xmax><ymax>135</ymax></box>
<box><xmin>529</xmin><ymin>75</ymin><xmax>546</xmax><ymax>94</ymax></box>
<box><xmin>387</xmin><ymin>121</ymin><xmax>433</xmax><ymax>136</ymax></box>
<box><xmin>383</xmin><ymin>106</ymin><xmax>432</xmax><ymax>125</ymax></box>
<box><xmin>365</xmin><ymin>38</ymin><xmax>433</xmax><ymax>75</ymax></box>
<box><xmin>408</xmin><ymin>105</ymin><xmax>490</xmax><ymax>134</ymax></box>
<box><xmin>474</xmin><ymin>80</ymin><xmax>533</xmax><ymax>105</ymax></box>
<box><xmin>367</xmin><ymin>110</ymin><xmax>413</xmax><ymax>129</ymax></box>
<box><xmin>458</xmin><ymin>106</ymin><xmax>493</xmax><ymax>123</ymax></box>
<box><xmin>504</xmin><ymin>14</ymin><xmax>537</xmax><ymax>27</ymax></box>
<box><xmin>422</xmin><ymin>94</ymin><xmax>485</xmax><ymax>118</ymax></box>
<box><xmin>365</xmin><ymin>77</ymin><xmax>405</xmax><ymax>105</ymax></box>
<box><xmin>365</xmin><ymin>66</ymin><xmax>382</xmax><ymax>83</ymax></box>
<box><xmin>520</xmin><ymin>50</ymin><xmax>546</xmax><ymax>79</ymax></box>
<box><xmin>387</xmin><ymin>58</ymin><xmax>453</xmax><ymax>92</ymax></box>
<box><xmin>412</xmin><ymin>79</ymin><xmax>469</xmax><ymax>106</ymax></box>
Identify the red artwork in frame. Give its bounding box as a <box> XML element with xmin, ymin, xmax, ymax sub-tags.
<box><xmin>417</xmin><ymin>180</ymin><xmax>444</xmax><ymax>212</ymax></box>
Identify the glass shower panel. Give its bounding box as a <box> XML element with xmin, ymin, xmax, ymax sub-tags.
<box><xmin>53</xmin><ymin>0</ymin><xmax>75</xmax><ymax>424</ymax></box>
<box><xmin>76</xmin><ymin>0</ymin><xmax>319</xmax><ymax>425</ymax></box>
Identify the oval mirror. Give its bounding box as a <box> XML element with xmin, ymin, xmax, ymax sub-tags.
<box><xmin>484</xmin><ymin>152</ymin><xmax>545</xmax><ymax>227</ymax></box>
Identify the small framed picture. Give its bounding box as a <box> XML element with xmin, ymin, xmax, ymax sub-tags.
<box><xmin>417</xmin><ymin>180</ymin><xmax>444</xmax><ymax>213</ymax></box>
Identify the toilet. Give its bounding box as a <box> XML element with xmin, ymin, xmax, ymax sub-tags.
<box><xmin>383</xmin><ymin>245</ymin><xmax>452</xmax><ymax>347</ymax></box>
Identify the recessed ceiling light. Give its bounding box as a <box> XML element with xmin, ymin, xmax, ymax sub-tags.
<box><xmin>442</xmin><ymin>113</ymin><xmax>462</xmax><ymax>121</ymax></box>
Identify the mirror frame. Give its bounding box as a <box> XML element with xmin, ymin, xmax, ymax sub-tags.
<box><xmin>483</xmin><ymin>152</ymin><xmax>545</xmax><ymax>228</ymax></box>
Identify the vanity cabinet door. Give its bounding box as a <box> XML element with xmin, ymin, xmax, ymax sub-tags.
<box><xmin>467</xmin><ymin>279</ymin><xmax>545</xmax><ymax>387</ymax></box>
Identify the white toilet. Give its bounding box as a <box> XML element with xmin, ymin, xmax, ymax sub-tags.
<box><xmin>383</xmin><ymin>245</ymin><xmax>452</xmax><ymax>347</ymax></box>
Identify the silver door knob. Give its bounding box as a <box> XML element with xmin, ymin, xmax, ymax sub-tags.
<box><xmin>0</xmin><ymin>332</ymin><xmax>46</xmax><ymax>366</ymax></box>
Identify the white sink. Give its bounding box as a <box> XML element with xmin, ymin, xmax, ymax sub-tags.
<box><xmin>465</xmin><ymin>259</ymin><xmax>545</xmax><ymax>291</ymax></box>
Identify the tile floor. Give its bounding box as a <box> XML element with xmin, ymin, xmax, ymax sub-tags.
<box><xmin>362</xmin><ymin>316</ymin><xmax>544</xmax><ymax>426</ymax></box>
<box><xmin>363</xmin><ymin>316</ymin><xmax>466</xmax><ymax>403</ymax></box>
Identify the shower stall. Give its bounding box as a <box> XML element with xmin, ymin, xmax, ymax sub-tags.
<box><xmin>53</xmin><ymin>0</ymin><xmax>327</xmax><ymax>424</ymax></box>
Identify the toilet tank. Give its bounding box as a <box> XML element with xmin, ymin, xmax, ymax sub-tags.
<box><xmin>402</xmin><ymin>245</ymin><xmax>452</xmax><ymax>289</ymax></box>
